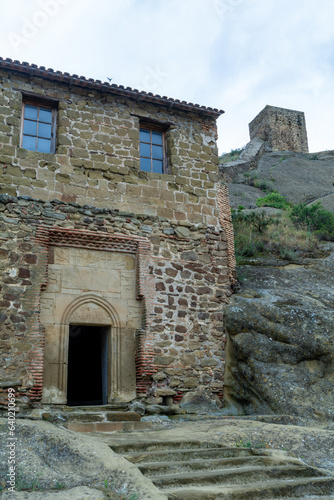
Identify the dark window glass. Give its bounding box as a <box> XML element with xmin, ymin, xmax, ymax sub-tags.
<box><xmin>140</xmin><ymin>142</ymin><xmax>151</xmax><ymax>158</ymax></box>
<box><xmin>39</xmin><ymin>108</ymin><xmax>52</xmax><ymax>123</ymax></box>
<box><xmin>140</xmin><ymin>129</ymin><xmax>151</xmax><ymax>142</ymax></box>
<box><xmin>152</xmin><ymin>130</ymin><xmax>163</xmax><ymax>145</ymax></box>
<box><xmin>22</xmin><ymin>135</ymin><xmax>36</xmax><ymax>150</ymax></box>
<box><xmin>152</xmin><ymin>144</ymin><xmax>163</xmax><ymax>159</ymax></box>
<box><xmin>140</xmin><ymin>157</ymin><xmax>151</xmax><ymax>172</ymax></box>
<box><xmin>37</xmin><ymin>138</ymin><xmax>51</xmax><ymax>153</ymax></box>
<box><xmin>153</xmin><ymin>159</ymin><xmax>163</xmax><ymax>174</ymax></box>
<box><xmin>21</xmin><ymin>102</ymin><xmax>56</xmax><ymax>153</ymax></box>
<box><xmin>38</xmin><ymin>122</ymin><xmax>52</xmax><ymax>139</ymax></box>
<box><xmin>140</xmin><ymin>127</ymin><xmax>165</xmax><ymax>173</ymax></box>
<box><xmin>23</xmin><ymin>119</ymin><xmax>37</xmax><ymax>136</ymax></box>
<box><xmin>24</xmin><ymin>105</ymin><xmax>38</xmax><ymax>120</ymax></box>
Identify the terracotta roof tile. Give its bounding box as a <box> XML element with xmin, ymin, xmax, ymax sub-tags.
<box><xmin>0</xmin><ymin>57</ymin><xmax>224</xmax><ymax>118</ymax></box>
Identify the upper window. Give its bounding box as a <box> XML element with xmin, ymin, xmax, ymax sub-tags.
<box><xmin>21</xmin><ymin>100</ymin><xmax>57</xmax><ymax>154</ymax></box>
<box><xmin>140</xmin><ymin>126</ymin><xmax>166</xmax><ymax>174</ymax></box>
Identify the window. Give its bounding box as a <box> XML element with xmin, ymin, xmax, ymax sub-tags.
<box><xmin>21</xmin><ymin>100</ymin><xmax>57</xmax><ymax>153</ymax></box>
<box><xmin>140</xmin><ymin>125</ymin><xmax>167</xmax><ymax>174</ymax></box>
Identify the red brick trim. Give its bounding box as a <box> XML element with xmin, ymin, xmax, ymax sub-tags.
<box><xmin>27</xmin><ymin>226</ymin><xmax>157</xmax><ymax>402</ymax></box>
<box><xmin>135</xmin><ymin>240</ymin><xmax>158</xmax><ymax>394</ymax></box>
<box><xmin>217</xmin><ymin>184</ymin><xmax>236</xmax><ymax>283</ymax></box>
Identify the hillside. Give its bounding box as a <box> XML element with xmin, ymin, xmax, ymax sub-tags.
<box><xmin>220</xmin><ymin>140</ymin><xmax>334</xmax><ymax>420</ymax></box>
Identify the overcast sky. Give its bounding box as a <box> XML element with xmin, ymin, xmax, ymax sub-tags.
<box><xmin>1</xmin><ymin>0</ymin><xmax>333</xmax><ymax>153</ymax></box>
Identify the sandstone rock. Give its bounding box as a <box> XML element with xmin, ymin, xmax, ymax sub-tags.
<box><xmin>156</xmin><ymin>389</ymin><xmax>176</xmax><ymax>397</ymax></box>
<box><xmin>179</xmin><ymin>390</ymin><xmax>220</xmax><ymax>414</ymax></box>
<box><xmin>228</xmin><ymin>183</ymin><xmax>265</xmax><ymax>210</ymax></box>
<box><xmin>224</xmin><ymin>244</ymin><xmax>334</xmax><ymax>420</ymax></box>
<box><xmin>1</xmin><ymin>486</ymin><xmax>106</xmax><ymax>499</ymax></box>
<box><xmin>0</xmin><ymin>419</ymin><xmax>167</xmax><ymax>499</ymax></box>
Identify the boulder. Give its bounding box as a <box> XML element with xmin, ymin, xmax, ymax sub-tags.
<box><xmin>224</xmin><ymin>244</ymin><xmax>334</xmax><ymax>420</ymax></box>
<box><xmin>179</xmin><ymin>390</ymin><xmax>221</xmax><ymax>414</ymax></box>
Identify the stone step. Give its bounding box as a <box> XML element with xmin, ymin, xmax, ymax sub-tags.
<box><xmin>56</xmin><ymin>411</ymin><xmax>141</xmax><ymax>423</ymax></box>
<box><xmin>120</xmin><ymin>447</ymin><xmax>256</xmax><ymax>464</ymax></box>
<box><xmin>276</xmin><ymin>497</ymin><xmax>334</xmax><ymax>500</ymax></box>
<box><xmin>111</xmin><ymin>439</ymin><xmax>228</xmax><ymax>453</ymax></box>
<box><xmin>110</xmin><ymin>439</ymin><xmax>230</xmax><ymax>453</ymax></box>
<box><xmin>163</xmin><ymin>477</ymin><xmax>334</xmax><ymax>499</ymax></box>
<box><xmin>149</xmin><ymin>465</ymin><xmax>323</xmax><ymax>489</ymax></box>
<box><xmin>50</xmin><ymin>403</ymin><xmax>129</xmax><ymax>412</ymax></box>
<box><xmin>106</xmin><ymin>436</ymin><xmax>334</xmax><ymax>499</ymax></box>
<box><xmin>137</xmin><ymin>455</ymin><xmax>285</xmax><ymax>476</ymax></box>
<box><xmin>63</xmin><ymin>421</ymin><xmax>152</xmax><ymax>433</ymax></box>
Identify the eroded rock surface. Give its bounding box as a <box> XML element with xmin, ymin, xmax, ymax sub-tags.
<box><xmin>224</xmin><ymin>245</ymin><xmax>334</xmax><ymax>420</ymax></box>
<box><xmin>0</xmin><ymin>419</ymin><xmax>167</xmax><ymax>499</ymax></box>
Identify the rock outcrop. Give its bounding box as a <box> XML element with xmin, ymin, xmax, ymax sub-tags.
<box><xmin>224</xmin><ymin>247</ymin><xmax>334</xmax><ymax>420</ymax></box>
<box><xmin>220</xmin><ymin>139</ymin><xmax>334</xmax><ymax>420</ymax></box>
<box><xmin>223</xmin><ymin>145</ymin><xmax>334</xmax><ymax>212</ymax></box>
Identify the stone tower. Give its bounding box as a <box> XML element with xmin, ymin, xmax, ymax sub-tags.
<box><xmin>249</xmin><ymin>105</ymin><xmax>308</xmax><ymax>153</ymax></box>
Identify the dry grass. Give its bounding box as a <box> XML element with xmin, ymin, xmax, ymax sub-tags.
<box><xmin>233</xmin><ymin>212</ymin><xmax>321</xmax><ymax>263</ymax></box>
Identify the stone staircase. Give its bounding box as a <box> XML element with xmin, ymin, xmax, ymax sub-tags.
<box><xmin>42</xmin><ymin>404</ymin><xmax>151</xmax><ymax>433</ymax></box>
<box><xmin>108</xmin><ymin>440</ymin><xmax>334</xmax><ymax>499</ymax></box>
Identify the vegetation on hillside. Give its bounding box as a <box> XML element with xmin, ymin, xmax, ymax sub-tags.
<box><xmin>219</xmin><ymin>147</ymin><xmax>245</xmax><ymax>164</ymax></box>
<box><xmin>232</xmin><ymin>193</ymin><xmax>334</xmax><ymax>263</ymax></box>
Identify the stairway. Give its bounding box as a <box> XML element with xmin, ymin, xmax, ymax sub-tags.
<box><xmin>42</xmin><ymin>404</ymin><xmax>151</xmax><ymax>433</ymax></box>
<box><xmin>109</xmin><ymin>440</ymin><xmax>334</xmax><ymax>499</ymax></box>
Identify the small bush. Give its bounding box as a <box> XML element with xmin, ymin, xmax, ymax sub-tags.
<box><xmin>233</xmin><ymin>210</ymin><xmax>273</xmax><ymax>233</ymax></box>
<box><xmin>290</xmin><ymin>202</ymin><xmax>334</xmax><ymax>240</ymax></box>
<box><xmin>256</xmin><ymin>191</ymin><xmax>290</xmax><ymax>209</ymax></box>
<box><xmin>253</xmin><ymin>179</ymin><xmax>274</xmax><ymax>193</ymax></box>
<box><xmin>233</xmin><ymin>210</ymin><xmax>320</xmax><ymax>263</ymax></box>
<box><xmin>219</xmin><ymin>146</ymin><xmax>245</xmax><ymax>164</ymax></box>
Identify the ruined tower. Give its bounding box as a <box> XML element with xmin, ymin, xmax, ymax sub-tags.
<box><xmin>249</xmin><ymin>105</ymin><xmax>309</xmax><ymax>153</ymax></box>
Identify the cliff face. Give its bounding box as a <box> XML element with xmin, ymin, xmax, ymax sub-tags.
<box><xmin>221</xmin><ymin>142</ymin><xmax>334</xmax><ymax>420</ymax></box>
<box><xmin>224</xmin><ymin>143</ymin><xmax>334</xmax><ymax>213</ymax></box>
<box><xmin>224</xmin><ymin>248</ymin><xmax>334</xmax><ymax>420</ymax></box>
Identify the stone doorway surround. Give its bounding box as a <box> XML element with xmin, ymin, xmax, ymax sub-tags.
<box><xmin>31</xmin><ymin>227</ymin><xmax>156</xmax><ymax>405</ymax></box>
<box><xmin>58</xmin><ymin>295</ymin><xmax>120</xmax><ymax>405</ymax></box>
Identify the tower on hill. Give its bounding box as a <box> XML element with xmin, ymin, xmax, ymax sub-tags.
<box><xmin>249</xmin><ymin>105</ymin><xmax>308</xmax><ymax>153</ymax></box>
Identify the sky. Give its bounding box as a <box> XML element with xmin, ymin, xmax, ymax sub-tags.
<box><xmin>1</xmin><ymin>0</ymin><xmax>333</xmax><ymax>154</ymax></box>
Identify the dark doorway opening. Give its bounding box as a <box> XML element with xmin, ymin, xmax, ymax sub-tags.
<box><xmin>67</xmin><ymin>325</ymin><xmax>108</xmax><ymax>406</ymax></box>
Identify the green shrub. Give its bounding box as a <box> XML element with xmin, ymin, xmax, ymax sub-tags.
<box><xmin>233</xmin><ymin>210</ymin><xmax>273</xmax><ymax>233</ymax></box>
<box><xmin>290</xmin><ymin>202</ymin><xmax>334</xmax><ymax>240</ymax></box>
<box><xmin>253</xmin><ymin>179</ymin><xmax>274</xmax><ymax>193</ymax></box>
<box><xmin>256</xmin><ymin>191</ymin><xmax>290</xmax><ymax>209</ymax></box>
<box><xmin>219</xmin><ymin>146</ymin><xmax>245</xmax><ymax>164</ymax></box>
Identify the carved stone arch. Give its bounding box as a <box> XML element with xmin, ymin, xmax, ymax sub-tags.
<box><xmin>62</xmin><ymin>293</ymin><xmax>121</xmax><ymax>328</ymax></box>
<box><xmin>59</xmin><ymin>294</ymin><xmax>121</xmax><ymax>402</ymax></box>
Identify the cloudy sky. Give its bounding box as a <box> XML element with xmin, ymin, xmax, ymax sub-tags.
<box><xmin>1</xmin><ymin>0</ymin><xmax>333</xmax><ymax>153</ymax></box>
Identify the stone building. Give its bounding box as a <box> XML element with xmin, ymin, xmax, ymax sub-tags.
<box><xmin>0</xmin><ymin>57</ymin><xmax>235</xmax><ymax>410</ymax></box>
<box><xmin>249</xmin><ymin>105</ymin><xmax>309</xmax><ymax>153</ymax></box>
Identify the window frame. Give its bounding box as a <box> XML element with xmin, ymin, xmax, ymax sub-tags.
<box><xmin>139</xmin><ymin>122</ymin><xmax>168</xmax><ymax>174</ymax></box>
<box><xmin>20</xmin><ymin>97</ymin><xmax>58</xmax><ymax>154</ymax></box>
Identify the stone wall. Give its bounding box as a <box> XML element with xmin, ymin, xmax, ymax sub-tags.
<box><xmin>249</xmin><ymin>105</ymin><xmax>308</xmax><ymax>153</ymax></box>
<box><xmin>0</xmin><ymin>194</ymin><xmax>232</xmax><ymax>408</ymax></box>
<box><xmin>0</xmin><ymin>65</ymin><xmax>220</xmax><ymax>227</ymax></box>
<box><xmin>0</xmin><ymin>60</ymin><xmax>234</xmax><ymax>409</ymax></box>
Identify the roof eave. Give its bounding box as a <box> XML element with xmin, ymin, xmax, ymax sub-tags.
<box><xmin>0</xmin><ymin>57</ymin><xmax>225</xmax><ymax>118</ymax></box>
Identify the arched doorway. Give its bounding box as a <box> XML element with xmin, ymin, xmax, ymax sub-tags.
<box><xmin>67</xmin><ymin>324</ymin><xmax>109</xmax><ymax>406</ymax></box>
<box><xmin>40</xmin><ymin>245</ymin><xmax>142</xmax><ymax>406</ymax></box>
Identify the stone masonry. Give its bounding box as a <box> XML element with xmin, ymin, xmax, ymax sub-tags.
<box><xmin>249</xmin><ymin>105</ymin><xmax>309</xmax><ymax>153</ymax></box>
<box><xmin>0</xmin><ymin>58</ymin><xmax>235</xmax><ymax>410</ymax></box>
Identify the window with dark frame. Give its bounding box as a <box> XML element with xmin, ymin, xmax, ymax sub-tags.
<box><xmin>139</xmin><ymin>125</ymin><xmax>167</xmax><ymax>174</ymax></box>
<box><xmin>21</xmin><ymin>100</ymin><xmax>57</xmax><ymax>154</ymax></box>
